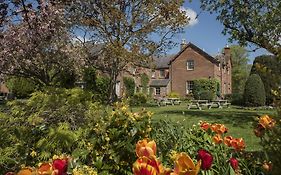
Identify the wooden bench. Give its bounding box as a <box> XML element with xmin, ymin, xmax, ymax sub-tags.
<box><xmin>167</xmin><ymin>98</ymin><xmax>182</xmax><ymax>105</ymax></box>
<box><xmin>212</xmin><ymin>100</ymin><xmax>231</xmax><ymax>108</ymax></box>
<box><xmin>187</xmin><ymin>100</ymin><xmax>212</xmax><ymax>110</ymax></box>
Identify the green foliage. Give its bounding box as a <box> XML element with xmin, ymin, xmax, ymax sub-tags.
<box><xmin>82</xmin><ymin>67</ymin><xmax>110</xmax><ymax>103</ymax></box>
<box><xmin>150</xmin><ymin>120</ymin><xmax>264</xmax><ymax>174</ymax></box>
<box><xmin>0</xmin><ymin>89</ymin><xmax>151</xmax><ymax>174</ymax></box>
<box><xmin>6</xmin><ymin>76</ymin><xmax>38</xmax><ymax>99</ymax></box>
<box><xmin>193</xmin><ymin>78</ymin><xmax>219</xmax><ymax>100</ymax></box>
<box><xmin>251</xmin><ymin>55</ymin><xmax>281</xmax><ymax>105</ymax></box>
<box><xmin>52</xmin><ymin>69</ymin><xmax>77</xmax><ymax>88</ymax></box>
<box><xmin>83</xmin><ymin>67</ymin><xmax>97</xmax><ymax>91</ymax></box>
<box><xmin>243</xmin><ymin>74</ymin><xmax>266</xmax><ymax>107</ymax></box>
<box><xmin>225</xmin><ymin>93</ymin><xmax>244</xmax><ymax>106</ymax></box>
<box><xmin>123</xmin><ymin>77</ymin><xmax>135</xmax><ymax>97</ymax></box>
<box><xmin>230</xmin><ymin>45</ymin><xmax>250</xmax><ymax>95</ymax></box>
<box><xmin>140</xmin><ymin>73</ymin><xmax>150</xmax><ymax>94</ymax></box>
<box><xmin>168</xmin><ymin>91</ymin><xmax>180</xmax><ymax>98</ymax></box>
<box><xmin>200</xmin><ymin>0</ymin><xmax>281</xmax><ymax>56</ymax></box>
<box><xmin>129</xmin><ymin>93</ymin><xmax>147</xmax><ymax>106</ymax></box>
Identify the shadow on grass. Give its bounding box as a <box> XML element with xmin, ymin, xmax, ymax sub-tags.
<box><xmin>155</xmin><ymin>108</ymin><xmax>267</xmax><ymax>128</ymax></box>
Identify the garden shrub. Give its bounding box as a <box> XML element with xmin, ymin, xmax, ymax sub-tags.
<box><xmin>123</xmin><ymin>77</ymin><xmax>135</xmax><ymax>97</ymax></box>
<box><xmin>6</xmin><ymin>76</ymin><xmax>38</xmax><ymax>99</ymax></box>
<box><xmin>0</xmin><ymin>89</ymin><xmax>152</xmax><ymax>174</ymax></box>
<box><xmin>140</xmin><ymin>73</ymin><xmax>149</xmax><ymax>94</ymax></box>
<box><xmin>225</xmin><ymin>93</ymin><xmax>244</xmax><ymax>106</ymax></box>
<box><xmin>129</xmin><ymin>92</ymin><xmax>147</xmax><ymax>106</ymax></box>
<box><xmin>168</xmin><ymin>91</ymin><xmax>180</xmax><ymax>98</ymax></box>
<box><xmin>193</xmin><ymin>78</ymin><xmax>219</xmax><ymax>101</ymax></box>
<box><xmin>52</xmin><ymin>69</ymin><xmax>77</xmax><ymax>88</ymax></box>
<box><xmin>243</xmin><ymin>74</ymin><xmax>266</xmax><ymax>106</ymax></box>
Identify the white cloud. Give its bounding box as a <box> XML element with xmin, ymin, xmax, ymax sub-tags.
<box><xmin>180</xmin><ymin>7</ymin><xmax>199</xmax><ymax>27</ymax></box>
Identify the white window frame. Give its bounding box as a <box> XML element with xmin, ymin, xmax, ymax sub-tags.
<box><xmin>186</xmin><ymin>81</ymin><xmax>194</xmax><ymax>94</ymax></box>
<box><xmin>155</xmin><ymin>87</ymin><xmax>161</xmax><ymax>95</ymax></box>
<box><xmin>151</xmin><ymin>70</ymin><xmax>156</xmax><ymax>78</ymax></box>
<box><xmin>186</xmin><ymin>60</ymin><xmax>194</xmax><ymax>70</ymax></box>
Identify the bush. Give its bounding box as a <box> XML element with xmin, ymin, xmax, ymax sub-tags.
<box><xmin>243</xmin><ymin>74</ymin><xmax>266</xmax><ymax>106</ymax></box>
<box><xmin>225</xmin><ymin>93</ymin><xmax>244</xmax><ymax>106</ymax></box>
<box><xmin>193</xmin><ymin>78</ymin><xmax>219</xmax><ymax>101</ymax></box>
<box><xmin>123</xmin><ymin>77</ymin><xmax>135</xmax><ymax>97</ymax></box>
<box><xmin>129</xmin><ymin>93</ymin><xmax>147</xmax><ymax>106</ymax></box>
<box><xmin>0</xmin><ymin>89</ymin><xmax>152</xmax><ymax>174</ymax></box>
<box><xmin>168</xmin><ymin>91</ymin><xmax>180</xmax><ymax>98</ymax></box>
<box><xmin>6</xmin><ymin>76</ymin><xmax>38</xmax><ymax>99</ymax></box>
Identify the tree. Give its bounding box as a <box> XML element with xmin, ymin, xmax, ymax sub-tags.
<box><xmin>0</xmin><ymin>1</ymin><xmax>77</xmax><ymax>86</ymax></box>
<box><xmin>250</xmin><ymin>55</ymin><xmax>281</xmax><ymax>105</ymax></box>
<box><xmin>243</xmin><ymin>74</ymin><xmax>266</xmax><ymax>107</ymax></box>
<box><xmin>68</xmin><ymin>0</ymin><xmax>188</xmax><ymax>103</ymax></box>
<box><xmin>230</xmin><ymin>45</ymin><xmax>250</xmax><ymax>95</ymax></box>
<box><xmin>200</xmin><ymin>0</ymin><xmax>281</xmax><ymax>57</ymax></box>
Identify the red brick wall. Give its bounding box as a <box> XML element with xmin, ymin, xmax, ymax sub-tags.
<box><xmin>170</xmin><ymin>47</ymin><xmax>216</xmax><ymax>97</ymax></box>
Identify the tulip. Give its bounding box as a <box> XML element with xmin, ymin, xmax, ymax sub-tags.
<box><xmin>5</xmin><ymin>172</ymin><xmax>15</xmax><ymax>175</ymax></box>
<box><xmin>254</xmin><ymin>124</ymin><xmax>265</xmax><ymax>137</ymax></box>
<box><xmin>211</xmin><ymin>124</ymin><xmax>228</xmax><ymax>134</ymax></box>
<box><xmin>229</xmin><ymin>158</ymin><xmax>239</xmax><ymax>171</ymax></box>
<box><xmin>136</xmin><ymin>139</ymin><xmax>157</xmax><ymax>158</ymax></box>
<box><xmin>224</xmin><ymin>136</ymin><xmax>233</xmax><ymax>147</ymax></box>
<box><xmin>259</xmin><ymin>115</ymin><xmax>276</xmax><ymax>129</ymax></box>
<box><xmin>133</xmin><ymin>156</ymin><xmax>160</xmax><ymax>175</ymax></box>
<box><xmin>197</xmin><ymin>149</ymin><xmax>213</xmax><ymax>170</ymax></box>
<box><xmin>231</xmin><ymin>138</ymin><xmax>245</xmax><ymax>151</ymax></box>
<box><xmin>173</xmin><ymin>152</ymin><xmax>201</xmax><ymax>175</ymax></box>
<box><xmin>200</xmin><ymin>121</ymin><xmax>210</xmax><ymax>131</ymax></box>
<box><xmin>38</xmin><ymin>163</ymin><xmax>53</xmax><ymax>175</ymax></box>
<box><xmin>52</xmin><ymin>159</ymin><xmax>68</xmax><ymax>175</ymax></box>
<box><xmin>16</xmin><ymin>167</ymin><xmax>33</xmax><ymax>175</ymax></box>
<box><xmin>213</xmin><ymin>134</ymin><xmax>223</xmax><ymax>144</ymax></box>
<box><xmin>262</xmin><ymin>161</ymin><xmax>272</xmax><ymax>172</ymax></box>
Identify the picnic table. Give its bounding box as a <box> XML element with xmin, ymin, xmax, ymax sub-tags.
<box><xmin>187</xmin><ymin>100</ymin><xmax>210</xmax><ymax>110</ymax></box>
<box><xmin>211</xmin><ymin>100</ymin><xmax>231</xmax><ymax>108</ymax></box>
<box><xmin>154</xmin><ymin>97</ymin><xmax>182</xmax><ymax>106</ymax></box>
<box><xmin>187</xmin><ymin>99</ymin><xmax>231</xmax><ymax>110</ymax></box>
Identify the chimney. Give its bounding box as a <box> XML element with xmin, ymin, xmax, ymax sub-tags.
<box><xmin>224</xmin><ymin>45</ymin><xmax>231</xmax><ymax>63</ymax></box>
<box><xmin>180</xmin><ymin>39</ymin><xmax>187</xmax><ymax>50</ymax></box>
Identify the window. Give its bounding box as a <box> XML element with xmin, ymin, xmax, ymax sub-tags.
<box><xmin>186</xmin><ymin>60</ymin><xmax>194</xmax><ymax>70</ymax></box>
<box><xmin>159</xmin><ymin>70</ymin><xmax>165</xmax><ymax>78</ymax></box>
<box><xmin>155</xmin><ymin>87</ymin><xmax>160</xmax><ymax>95</ymax></box>
<box><xmin>186</xmin><ymin>81</ymin><xmax>194</xmax><ymax>94</ymax></box>
<box><xmin>151</xmin><ymin>71</ymin><xmax>156</xmax><ymax>78</ymax></box>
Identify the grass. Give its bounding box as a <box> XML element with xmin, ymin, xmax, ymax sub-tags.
<box><xmin>132</xmin><ymin>103</ymin><xmax>277</xmax><ymax>151</ymax></box>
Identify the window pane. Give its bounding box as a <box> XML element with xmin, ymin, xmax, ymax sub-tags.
<box><xmin>187</xmin><ymin>60</ymin><xmax>194</xmax><ymax>70</ymax></box>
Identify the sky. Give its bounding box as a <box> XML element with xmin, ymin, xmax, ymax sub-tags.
<box><xmin>168</xmin><ymin>0</ymin><xmax>269</xmax><ymax>64</ymax></box>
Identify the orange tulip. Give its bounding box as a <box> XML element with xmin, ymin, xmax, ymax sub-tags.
<box><xmin>259</xmin><ymin>115</ymin><xmax>276</xmax><ymax>129</ymax></box>
<box><xmin>223</xmin><ymin>136</ymin><xmax>233</xmax><ymax>147</ymax></box>
<box><xmin>213</xmin><ymin>134</ymin><xmax>223</xmax><ymax>144</ymax></box>
<box><xmin>200</xmin><ymin>121</ymin><xmax>210</xmax><ymax>131</ymax></box>
<box><xmin>173</xmin><ymin>152</ymin><xmax>201</xmax><ymax>175</ymax></box>
<box><xmin>231</xmin><ymin>138</ymin><xmax>245</xmax><ymax>151</ymax></box>
<box><xmin>38</xmin><ymin>162</ymin><xmax>53</xmax><ymax>175</ymax></box>
<box><xmin>16</xmin><ymin>167</ymin><xmax>34</xmax><ymax>175</ymax></box>
<box><xmin>136</xmin><ymin>139</ymin><xmax>157</xmax><ymax>158</ymax></box>
<box><xmin>211</xmin><ymin>124</ymin><xmax>228</xmax><ymax>134</ymax></box>
<box><xmin>133</xmin><ymin>156</ymin><xmax>160</xmax><ymax>175</ymax></box>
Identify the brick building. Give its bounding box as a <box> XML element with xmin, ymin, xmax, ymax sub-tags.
<box><xmin>127</xmin><ymin>41</ymin><xmax>232</xmax><ymax>98</ymax></box>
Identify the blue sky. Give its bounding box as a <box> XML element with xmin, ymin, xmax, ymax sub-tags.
<box><xmin>167</xmin><ymin>0</ymin><xmax>268</xmax><ymax>64</ymax></box>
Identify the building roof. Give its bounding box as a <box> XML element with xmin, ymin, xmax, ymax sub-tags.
<box><xmin>150</xmin><ymin>79</ymin><xmax>170</xmax><ymax>87</ymax></box>
<box><xmin>153</xmin><ymin>55</ymin><xmax>174</xmax><ymax>69</ymax></box>
<box><xmin>169</xmin><ymin>42</ymin><xmax>220</xmax><ymax>65</ymax></box>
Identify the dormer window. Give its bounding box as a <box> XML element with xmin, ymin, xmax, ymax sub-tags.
<box><xmin>159</xmin><ymin>70</ymin><xmax>165</xmax><ymax>78</ymax></box>
<box><xmin>187</xmin><ymin>60</ymin><xmax>194</xmax><ymax>70</ymax></box>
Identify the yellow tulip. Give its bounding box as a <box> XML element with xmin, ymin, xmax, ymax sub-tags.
<box><xmin>173</xmin><ymin>152</ymin><xmax>201</xmax><ymax>175</ymax></box>
<box><xmin>136</xmin><ymin>139</ymin><xmax>157</xmax><ymax>158</ymax></box>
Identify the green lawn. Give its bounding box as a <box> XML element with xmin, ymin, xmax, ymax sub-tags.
<box><xmin>132</xmin><ymin>104</ymin><xmax>277</xmax><ymax>151</ymax></box>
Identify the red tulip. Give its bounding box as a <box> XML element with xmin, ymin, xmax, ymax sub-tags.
<box><xmin>197</xmin><ymin>149</ymin><xmax>213</xmax><ymax>170</ymax></box>
<box><xmin>52</xmin><ymin>159</ymin><xmax>68</xmax><ymax>175</ymax></box>
<box><xmin>229</xmin><ymin>158</ymin><xmax>239</xmax><ymax>170</ymax></box>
